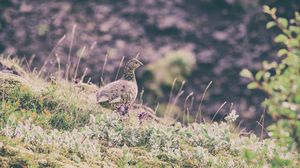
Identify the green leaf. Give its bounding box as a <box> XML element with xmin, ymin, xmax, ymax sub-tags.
<box><xmin>278</xmin><ymin>17</ymin><xmax>288</xmax><ymax>28</ymax></box>
<box><xmin>240</xmin><ymin>69</ymin><xmax>253</xmax><ymax>79</ymax></box>
<box><xmin>290</xmin><ymin>19</ymin><xmax>295</xmax><ymax>24</ymax></box>
<box><xmin>263</xmin><ymin>5</ymin><xmax>270</xmax><ymax>13</ymax></box>
<box><xmin>289</xmin><ymin>26</ymin><xmax>300</xmax><ymax>33</ymax></box>
<box><xmin>274</xmin><ymin>34</ymin><xmax>288</xmax><ymax>43</ymax></box>
<box><xmin>270</xmin><ymin>7</ymin><xmax>277</xmax><ymax>15</ymax></box>
<box><xmin>247</xmin><ymin>82</ymin><xmax>259</xmax><ymax>89</ymax></box>
<box><xmin>295</xmin><ymin>11</ymin><xmax>300</xmax><ymax>21</ymax></box>
<box><xmin>284</xmin><ymin>53</ymin><xmax>299</xmax><ymax>66</ymax></box>
<box><xmin>263</xmin><ymin>72</ymin><xmax>271</xmax><ymax>80</ymax></box>
<box><xmin>266</xmin><ymin>21</ymin><xmax>276</xmax><ymax>29</ymax></box>
<box><xmin>290</xmin><ymin>39</ymin><xmax>300</xmax><ymax>47</ymax></box>
<box><xmin>277</xmin><ymin>49</ymin><xmax>288</xmax><ymax>57</ymax></box>
<box><xmin>255</xmin><ymin>71</ymin><xmax>264</xmax><ymax>81</ymax></box>
<box><xmin>262</xmin><ymin>61</ymin><xmax>269</xmax><ymax>70</ymax></box>
<box><xmin>262</xmin><ymin>61</ymin><xmax>277</xmax><ymax>70</ymax></box>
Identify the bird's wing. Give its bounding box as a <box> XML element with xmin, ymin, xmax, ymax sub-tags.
<box><xmin>97</xmin><ymin>95</ymin><xmax>110</xmax><ymax>103</ymax></box>
<box><xmin>109</xmin><ymin>97</ymin><xmax>122</xmax><ymax>104</ymax></box>
<box><xmin>97</xmin><ymin>80</ymin><xmax>138</xmax><ymax>105</ymax></box>
<box><xmin>99</xmin><ymin>81</ymin><xmax>122</xmax><ymax>93</ymax></box>
<box><xmin>97</xmin><ymin>80</ymin><xmax>124</xmax><ymax>102</ymax></box>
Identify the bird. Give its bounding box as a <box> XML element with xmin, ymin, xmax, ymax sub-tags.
<box><xmin>96</xmin><ymin>58</ymin><xmax>143</xmax><ymax>114</ymax></box>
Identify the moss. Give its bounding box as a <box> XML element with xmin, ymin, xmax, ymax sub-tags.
<box><xmin>0</xmin><ymin>72</ymin><xmax>31</xmax><ymax>96</ymax></box>
<box><xmin>0</xmin><ymin>140</ymin><xmax>37</xmax><ymax>167</ymax></box>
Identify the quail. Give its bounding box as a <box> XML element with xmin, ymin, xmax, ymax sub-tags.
<box><xmin>96</xmin><ymin>58</ymin><xmax>143</xmax><ymax>114</ymax></box>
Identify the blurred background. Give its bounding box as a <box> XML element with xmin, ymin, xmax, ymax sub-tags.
<box><xmin>0</xmin><ymin>0</ymin><xmax>299</xmax><ymax>132</ymax></box>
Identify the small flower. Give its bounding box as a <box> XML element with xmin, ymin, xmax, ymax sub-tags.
<box><xmin>225</xmin><ymin>109</ymin><xmax>239</xmax><ymax>123</ymax></box>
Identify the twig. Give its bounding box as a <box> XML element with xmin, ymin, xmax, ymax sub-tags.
<box><xmin>38</xmin><ymin>35</ymin><xmax>66</xmax><ymax>77</ymax></box>
<box><xmin>28</xmin><ymin>54</ymin><xmax>36</xmax><ymax>71</ymax></box>
<box><xmin>237</xmin><ymin>120</ymin><xmax>244</xmax><ymax>130</ymax></box>
<box><xmin>23</xmin><ymin>57</ymin><xmax>31</xmax><ymax>72</ymax></box>
<box><xmin>256</xmin><ymin>121</ymin><xmax>267</xmax><ymax>140</ymax></box>
<box><xmin>115</xmin><ymin>56</ymin><xmax>125</xmax><ymax>81</ymax></box>
<box><xmin>66</xmin><ymin>25</ymin><xmax>77</xmax><ymax>80</ymax></box>
<box><xmin>55</xmin><ymin>54</ymin><xmax>61</xmax><ymax>81</ymax></box>
<box><xmin>165</xmin><ymin>78</ymin><xmax>177</xmax><ymax>116</ymax></box>
<box><xmin>181</xmin><ymin>92</ymin><xmax>194</xmax><ymax>124</ymax></box>
<box><xmin>167</xmin><ymin>90</ymin><xmax>185</xmax><ymax>118</ymax></box>
<box><xmin>88</xmin><ymin>42</ymin><xmax>97</xmax><ymax>58</ymax></box>
<box><xmin>196</xmin><ymin>81</ymin><xmax>212</xmax><ymax>123</ymax></box>
<box><xmin>189</xmin><ymin>96</ymin><xmax>194</xmax><ymax>124</ymax></box>
<box><xmin>80</xmin><ymin>68</ymin><xmax>88</xmax><ymax>83</ymax></box>
<box><xmin>229</xmin><ymin>102</ymin><xmax>234</xmax><ymax>113</ymax></box>
<box><xmin>87</xmin><ymin>77</ymin><xmax>92</xmax><ymax>83</ymax></box>
<box><xmin>139</xmin><ymin>88</ymin><xmax>144</xmax><ymax>105</ymax></box>
<box><xmin>166</xmin><ymin>80</ymin><xmax>185</xmax><ymax>117</ymax></box>
<box><xmin>154</xmin><ymin>103</ymin><xmax>160</xmax><ymax>115</ymax></box>
<box><xmin>20</xmin><ymin>57</ymin><xmax>26</xmax><ymax>66</ymax></box>
<box><xmin>258</xmin><ymin>99</ymin><xmax>267</xmax><ymax>140</ymax></box>
<box><xmin>212</xmin><ymin>101</ymin><xmax>227</xmax><ymax>122</ymax></box>
<box><xmin>100</xmin><ymin>53</ymin><xmax>108</xmax><ymax>86</ymax></box>
<box><xmin>73</xmin><ymin>46</ymin><xmax>86</xmax><ymax>81</ymax></box>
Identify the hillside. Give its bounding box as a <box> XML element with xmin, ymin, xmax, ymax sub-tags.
<box><xmin>2</xmin><ymin>1</ymin><xmax>300</xmax><ymax>130</ymax></box>
<box><xmin>0</xmin><ymin>57</ymin><xmax>299</xmax><ymax>167</ymax></box>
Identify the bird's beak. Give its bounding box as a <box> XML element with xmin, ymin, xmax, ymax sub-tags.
<box><xmin>138</xmin><ymin>60</ymin><xmax>143</xmax><ymax>66</ymax></box>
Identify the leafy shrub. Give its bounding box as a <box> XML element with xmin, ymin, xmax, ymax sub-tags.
<box><xmin>240</xmin><ymin>6</ymin><xmax>300</xmax><ymax>150</ymax></box>
<box><xmin>1</xmin><ymin>111</ymin><xmax>299</xmax><ymax>167</ymax></box>
<box><xmin>141</xmin><ymin>50</ymin><xmax>196</xmax><ymax>97</ymax></box>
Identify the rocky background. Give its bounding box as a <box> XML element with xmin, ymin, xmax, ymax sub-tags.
<box><xmin>0</xmin><ymin>0</ymin><xmax>299</xmax><ymax>131</ymax></box>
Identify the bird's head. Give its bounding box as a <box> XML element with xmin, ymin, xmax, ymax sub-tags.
<box><xmin>125</xmin><ymin>58</ymin><xmax>143</xmax><ymax>70</ymax></box>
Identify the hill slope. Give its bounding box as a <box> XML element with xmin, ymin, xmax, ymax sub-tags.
<box><xmin>0</xmin><ymin>58</ymin><xmax>299</xmax><ymax>167</ymax></box>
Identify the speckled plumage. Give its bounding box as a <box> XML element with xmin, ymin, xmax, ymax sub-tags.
<box><xmin>96</xmin><ymin>58</ymin><xmax>143</xmax><ymax>109</ymax></box>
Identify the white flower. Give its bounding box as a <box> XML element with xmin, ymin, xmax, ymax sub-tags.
<box><xmin>225</xmin><ymin>109</ymin><xmax>239</xmax><ymax>123</ymax></box>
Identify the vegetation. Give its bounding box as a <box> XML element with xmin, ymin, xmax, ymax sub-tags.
<box><xmin>0</xmin><ymin>56</ymin><xmax>299</xmax><ymax>167</ymax></box>
<box><xmin>241</xmin><ymin>6</ymin><xmax>300</xmax><ymax>150</ymax></box>
<box><xmin>141</xmin><ymin>50</ymin><xmax>196</xmax><ymax>97</ymax></box>
<box><xmin>1</xmin><ymin>4</ymin><xmax>300</xmax><ymax>167</ymax></box>
<box><xmin>0</xmin><ymin>57</ymin><xmax>106</xmax><ymax>131</ymax></box>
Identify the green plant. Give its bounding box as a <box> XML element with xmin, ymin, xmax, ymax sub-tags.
<box><xmin>0</xmin><ymin>57</ymin><xmax>107</xmax><ymax>131</ymax></box>
<box><xmin>2</xmin><ymin>111</ymin><xmax>299</xmax><ymax>167</ymax></box>
<box><xmin>240</xmin><ymin>6</ymin><xmax>300</xmax><ymax>150</ymax></box>
<box><xmin>0</xmin><ymin>56</ymin><xmax>299</xmax><ymax>167</ymax></box>
<box><xmin>0</xmin><ymin>79</ymin><xmax>53</xmax><ymax>129</ymax></box>
<box><xmin>141</xmin><ymin>50</ymin><xmax>196</xmax><ymax>97</ymax></box>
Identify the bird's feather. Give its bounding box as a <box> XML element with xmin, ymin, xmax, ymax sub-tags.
<box><xmin>109</xmin><ymin>97</ymin><xmax>122</xmax><ymax>103</ymax></box>
<box><xmin>97</xmin><ymin>95</ymin><xmax>109</xmax><ymax>103</ymax></box>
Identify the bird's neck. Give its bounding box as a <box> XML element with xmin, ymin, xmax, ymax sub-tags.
<box><xmin>122</xmin><ymin>67</ymin><xmax>136</xmax><ymax>81</ymax></box>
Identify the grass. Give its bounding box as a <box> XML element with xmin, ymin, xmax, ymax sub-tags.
<box><xmin>0</xmin><ymin>56</ymin><xmax>107</xmax><ymax>130</ymax></box>
<box><xmin>0</xmin><ymin>57</ymin><xmax>300</xmax><ymax>167</ymax></box>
